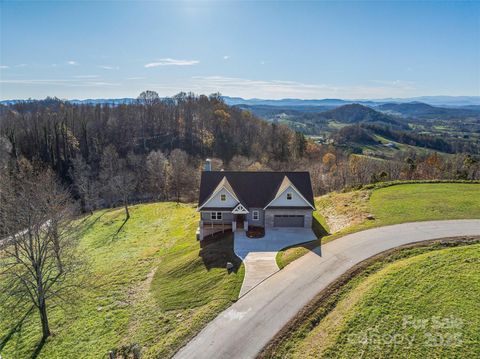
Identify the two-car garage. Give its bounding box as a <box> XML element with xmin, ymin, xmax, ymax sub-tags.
<box><xmin>273</xmin><ymin>214</ymin><xmax>305</xmax><ymax>227</ymax></box>
<box><xmin>265</xmin><ymin>209</ymin><xmax>312</xmax><ymax>229</ymax></box>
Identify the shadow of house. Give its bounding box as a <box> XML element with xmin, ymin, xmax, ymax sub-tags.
<box><xmin>199</xmin><ymin>231</ymin><xmax>241</xmax><ymax>274</ymax></box>
<box><xmin>312</xmin><ymin>214</ymin><xmax>329</xmax><ymax>239</ymax></box>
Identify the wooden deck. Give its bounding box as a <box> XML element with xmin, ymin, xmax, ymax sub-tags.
<box><xmin>202</xmin><ymin>222</ymin><xmax>232</xmax><ymax>238</ymax></box>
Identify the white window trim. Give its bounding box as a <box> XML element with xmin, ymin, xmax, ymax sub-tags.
<box><xmin>220</xmin><ymin>194</ymin><xmax>227</xmax><ymax>201</ymax></box>
<box><xmin>211</xmin><ymin>212</ymin><xmax>223</xmax><ymax>220</ymax></box>
<box><xmin>252</xmin><ymin>210</ymin><xmax>259</xmax><ymax>220</ymax></box>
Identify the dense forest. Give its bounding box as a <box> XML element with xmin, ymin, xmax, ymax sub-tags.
<box><xmin>241</xmin><ymin>102</ymin><xmax>480</xmax><ymax>154</ymax></box>
<box><xmin>0</xmin><ymin>92</ymin><xmax>306</xmax><ymax>210</ymax></box>
<box><xmin>1</xmin><ymin>91</ymin><xmax>479</xmax><ymax>214</ymax></box>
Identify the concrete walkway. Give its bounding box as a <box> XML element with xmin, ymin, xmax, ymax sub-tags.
<box><xmin>174</xmin><ymin>220</ymin><xmax>480</xmax><ymax>359</ymax></box>
<box><xmin>234</xmin><ymin>228</ymin><xmax>317</xmax><ymax>296</ymax></box>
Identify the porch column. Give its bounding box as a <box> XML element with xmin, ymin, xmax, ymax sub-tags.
<box><xmin>199</xmin><ymin>220</ymin><xmax>204</xmax><ymax>240</ymax></box>
<box><xmin>232</xmin><ymin>221</ymin><xmax>236</xmax><ymax>232</ymax></box>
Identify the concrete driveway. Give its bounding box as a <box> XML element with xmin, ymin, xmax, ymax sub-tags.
<box><xmin>174</xmin><ymin>220</ymin><xmax>480</xmax><ymax>359</ymax></box>
<box><xmin>234</xmin><ymin>228</ymin><xmax>317</xmax><ymax>296</ymax></box>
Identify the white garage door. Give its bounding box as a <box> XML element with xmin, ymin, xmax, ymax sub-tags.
<box><xmin>273</xmin><ymin>215</ymin><xmax>304</xmax><ymax>227</ymax></box>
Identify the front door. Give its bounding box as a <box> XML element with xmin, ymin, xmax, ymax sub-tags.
<box><xmin>236</xmin><ymin>214</ymin><xmax>245</xmax><ymax>229</ymax></box>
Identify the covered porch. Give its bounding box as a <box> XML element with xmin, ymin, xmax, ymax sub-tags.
<box><xmin>197</xmin><ymin>211</ymin><xmax>249</xmax><ymax>241</ymax></box>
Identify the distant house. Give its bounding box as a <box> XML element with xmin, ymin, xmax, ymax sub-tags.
<box><xmin>197</xmin><ymin>160</ymin><xmax>315</xmax><ymax>240</ymax></box>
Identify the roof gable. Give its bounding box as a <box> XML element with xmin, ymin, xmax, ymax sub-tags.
<box><xmin>198</xmin><ymin>177</ymin><xmax>240</xmax><ymax>209</ymax></box>
<box><xmin>198</xmin><ymin>171</ymin><xmax>315</xmax><ymax>209</ymax></box>
<box><xmin>264</xmin><ymin>176</ymin><xmax>315</xmax><ymax>209</ymax></box>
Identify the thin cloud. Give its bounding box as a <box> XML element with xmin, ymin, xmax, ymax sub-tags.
<box><xmin>67</xmin><ymin>60</ymin><xmax>78</xmax><ymax>65</ymax></box>
<box><xmin>371</xmin><ymin>79</ymin><xmax>415</xmax><ymax>91</ymax></box>
<box><xmin>15</xmin><ymin>64</ymin><xmax>27</xmax><ymax>68</ymax></box>
<box><xmin>126</xmin><ymin>77</ymin><xmax>146</xmax><ymax>80</ymax></box>
<box><xmin>73</xmin><ymin>75</ymin><xmax>100</xmax><ymax>79</ymax></box>
<box><xmin>145</xmin><ymin>58</ymin><xmax>199</xmax><ymax>68</ymax></box>
<box><xmin>100</xmin><ymin>65</ymin><xmax>119</xmax><ymax>70</ymax></box>
<box><xmin>0</xmin><ymin>65</ymin><xmax>9</xmax><ymax>69</ymax></box>
<box><xmin>223</xmin><ymin>55</ymin><xmax>230</xmax><ymax>60</ymax></box>
<box><xmin>190</xmin><ymin>76</ymin><xmax>417</xmax><ymax>99</ymax></box>
<box><xmin>0</xmin><ymin>79</ymin><xmax>119</xmax><ymax>87</ymax></box>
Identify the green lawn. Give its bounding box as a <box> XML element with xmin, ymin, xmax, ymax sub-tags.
<box><xmin>277</xmin><ymin>183</ymin><xmax>480</xmax><ymax>268</ymax></box>
<box><xmin>0</xmin><ymin>202</ymin><xmax>244</xmax><ymax>358</ymax></box>
<box><xmin>369</xmin><ymin>183</ymin><xmax>480</xmax><ymax>226</ymax></box>
<box><xmin>265</xmin><ymin>240</ymin><xmax>480</xmax><ymax>358</ymax></box>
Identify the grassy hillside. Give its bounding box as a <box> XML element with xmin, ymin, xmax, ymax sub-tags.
<box><xmin>360</xmin><ymin>134</ymin><xmax>451</xmax><ymax>159</ymax></box>
<box><xmin>0</xmin><ymin>203</ymin><xmax>244</xmax><ymax>358</ymax></box>
<box><xmin>266</xmin><ymin>240</ymin><xmax>480</xmax><ymax>358</ymax></box>
<box><xmin>277</xmin><ymin>183</ymin><xmax>480</xmax><ymax>267</ymax></box>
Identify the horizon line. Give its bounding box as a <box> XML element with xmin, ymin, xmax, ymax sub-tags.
<box><xmin>1</xmin><ymin>94</ymin><xmax>479</xmax><ymax>102</ymax></box>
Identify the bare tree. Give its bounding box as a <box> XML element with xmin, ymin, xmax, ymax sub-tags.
<box><xmin>167</xmin><ymin>149</ymin><xmax>196</xmax><ymax>202</ymax></box>
<box><xmin>0</xmin><ymin>167</ymin><xmax>80</xmax><ymax>341</ymax></box>
<box><xmin>99</xmin><ymin>145</ymin><xmax>120</xmax><ymax>206</ymax></box>
<box><xmin>70</xmin><ymin>154</ymin><xmax>99</xmax><ymax>213</ymax></box>
<box><xmin>146</xmin><ymin>150</ymin><xmax>168</xmax><ymax>200</ymax></box>
<box><xmin>137</xmin><ymin>90</ymin><xmax>160</xmax><ymax>106</ymax></box>
<box><xmin>112</xmin><ymin>162</ymin><xmax>136</xmax><ymax>221</ymax></box>
<box><xmin>0</xmin><ymin>135</ymin><xmax>12</xmax><ymax>170</ymax></box>
<box><xmin>228</xmin><ymin>155</ymin><xmax>252</xmax><ymax>171</ymax></box>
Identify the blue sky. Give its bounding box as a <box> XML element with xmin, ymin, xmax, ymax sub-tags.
<box><xmin>1</xmin><ymin>1</ymin><xmax>479</xmax><ymax>100</ymax></box>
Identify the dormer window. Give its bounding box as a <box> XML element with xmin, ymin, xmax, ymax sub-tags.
<box><xmin>220</xmin><ymin>194</ymin><xmax>227</xmax><ymax>201</ymax></box>
<box><xmin>286</xmin><ymin>193</ymin><xmax>293</xmax><ymax>200</ymax></box>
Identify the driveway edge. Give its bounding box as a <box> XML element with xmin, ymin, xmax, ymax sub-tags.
<box><xmin>258</xmin><ymin>236</ymin><xmax>480</xmax><ymax>358</ymax></box>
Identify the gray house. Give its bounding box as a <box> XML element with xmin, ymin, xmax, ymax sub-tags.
<box><xmin>197</xmin><ymin>163</ymin><xmax>315</xmax><ymax>240</ymax></box>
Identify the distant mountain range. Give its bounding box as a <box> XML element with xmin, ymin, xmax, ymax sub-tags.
<box><xmin>376</xmin><ymin>102</ymin><xmax>480</xmax><ymax>119</ymax></box>
<box><xmin>222</xmin><ymin>96</ymin><xmax>480</xmax><ymax>108</ymax></box>
<box><xmin>0</xmin><ymin>97</ymin><xmax>138</xmax><ymax>106</ymax></box>
<box><xmin>315</xmin><ymin>104</ymin><xmax>406</xmax><ymax>128</ymax></box>
<box><xmin>1</xmin><ymin>95</ymin><xmax>479</xmax><ymax>107</ymax></box>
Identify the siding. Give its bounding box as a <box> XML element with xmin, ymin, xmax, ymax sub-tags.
<box><xmin>267</xmin><ymin>185</ymin><xmax>312</xmax><ymax>207</ymax></box>
<box><xmin>246</xmin><ymin>208</ymin><xmax>265</xmax><ymax>227</ymax></box>
<box><xmin>201</xmin><ymin>188</ymin><xmax>238</xmax><ymax>208</ymax></box>
<box><xmin>201</xmin><ymin>211</ymin><xmax>234</xmax><ymax>222</ymax></box>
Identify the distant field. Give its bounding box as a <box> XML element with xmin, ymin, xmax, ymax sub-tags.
<box><xmin>277</xmin><ymin>183</ymin><xmax>480</xmax><ymax>267</ymax></box>
<box><xmin>266</xmin><ymin>240</ymin><xmax>480</xmax><ymax>358</ymax></box>
<box><xmin>361</xmin><ymin>134</ymin><xmax>448</xmax><ymax>159</ymax></box>
<box><xmin>0</xmin><ymin>203</ymin><xmax>244</xmax><ymax>358</ymax></box>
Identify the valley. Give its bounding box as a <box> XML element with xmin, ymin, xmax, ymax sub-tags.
<box><xmin>234</xmin><ymin>100</ymin><xmax>480</xmax><ymax>160</ymax></box>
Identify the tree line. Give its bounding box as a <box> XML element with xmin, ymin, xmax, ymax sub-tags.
<box><xmin>0</xmin><ymin>91</ymin><xmax>307</xmax><ymax>211</ymax></box>
<box><xmin>1</xmin><ymin>92</ymin><xmax>479</xmax><ymax>351</ymax></box>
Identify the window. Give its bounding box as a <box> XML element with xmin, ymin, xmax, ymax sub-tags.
<box><xmin>253</xmin><ymin>210</ymin><xmax>259</xmax><ymax>220</ymax></box>
<box><xmin>211</xmin><ymin>212</ymin><xmax>222</xmax><ymax>220</ymax></box>
<box><xmin>286</xmin><ymin>193</ymin><xmax>293</xmax><ymax>200</ymax></box>
<box><xmin>220</xmin><ymin>194</ymin><xmax>227</xmax><ymax>202</ymax></box>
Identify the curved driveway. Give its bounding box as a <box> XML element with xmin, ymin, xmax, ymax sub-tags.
<box><xmin>174</xmin><ymin>220</ymin><xmax>480</xmax><ymax>359</ymax></box>
<box><xmin>234</xmin><ymin>228</ymin><xmax>316</xmax><ymax>297</ymax></box>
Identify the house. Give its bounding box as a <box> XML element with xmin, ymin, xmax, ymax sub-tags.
<box><xmin>197</xmin><ymin>160</ymin><xmax>315</xmax><ymax>240</ymax></box>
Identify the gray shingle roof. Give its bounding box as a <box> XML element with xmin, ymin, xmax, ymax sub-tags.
<box><xmin>198</xmin><ymin>171</ymin><xmax>315</xmax><ymax>209</ymax></box>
